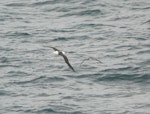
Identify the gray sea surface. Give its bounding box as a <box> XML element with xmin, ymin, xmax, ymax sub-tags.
<box><xmin>0</xmin><ymin>0</ymin><xmax>150</xmax><ymax>114</ymax></box>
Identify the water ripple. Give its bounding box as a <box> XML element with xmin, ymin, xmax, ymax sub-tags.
<box><xmin>0</xmin><ymin>0</ymin><xmax>150</xmax><ymax>113</ymax></box>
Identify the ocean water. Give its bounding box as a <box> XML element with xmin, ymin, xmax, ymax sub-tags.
<box><xmin>0</xmin><ymin>0</ymin><xmax>150</xmax><ymax>113</ymax></box>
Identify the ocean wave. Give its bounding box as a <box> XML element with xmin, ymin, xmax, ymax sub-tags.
<box><xmin>13</xmin><ymin>76</ymin><xmax>66</xmax><ymax>85</ymax></box>
<box><xmin>5</xmin><ymin>32</ymin><xmax>31</xmax><ymax>37</ymax></box>
<box><xmin>5</xmin><ymin>3</ymin><xmax>28</xmax><ymax>7</ymax></box>
<box><xmin>1</xmin><ymin>0</ymin><xmax>150</xmax><ymax>113</ymax></box>
<box><xmin>32</xmin><ymin>0</ymin><xmax>71</xmax><ymax>6</ymax></box>
<box><xmin>62</xmin><ymin>9</ymin><xmax>104</xmax><ymax>17</ymax></box>
<box><xmin>6</xmin><ymin>71</ymin><xmax>31</xmax><ymax>77</ymax></box>
<box><xmin>36</xmin><ymin>108</ymin><xmax>56</xmax><ymax>113</ymax></box>
<box><xmin>95</xmin><ymin>73</ymin><xmax>150</xmax><ymax>83</ymax></box>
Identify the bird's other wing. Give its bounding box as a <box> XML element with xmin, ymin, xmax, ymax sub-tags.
<box><xmin>60</xmin><ymin>53</ymin><xmax>75</xmax><ymax>72</ymax></box>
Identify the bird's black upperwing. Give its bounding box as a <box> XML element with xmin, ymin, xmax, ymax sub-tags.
<box><xmin>60</xmin><ymin>53</ymin><xmax>75</xmax><ymax>72</ymax></box>
<box><xmin>50</xmin><ymin>47</ymin><xmax>60</xmax><ymax>51</ymax></box>
<box><xmin>43</xmin><ymin>46</ymin><xmax>60</xmax><ymax>51</ymax></box>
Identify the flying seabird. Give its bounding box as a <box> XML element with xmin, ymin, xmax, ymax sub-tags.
<box><xmin>46</xmin><ymin>46</ymin><xmax>75</xmax><ymax>72</ymax></box>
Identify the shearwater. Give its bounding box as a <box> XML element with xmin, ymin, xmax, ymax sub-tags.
<box><xmin>45</xmin><ymin>46</ymin><xmax>75</xmax><ymax>72</ymax></box>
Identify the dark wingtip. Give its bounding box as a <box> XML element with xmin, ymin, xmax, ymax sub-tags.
<box><xmin>72</xmin><ymin>69</ymin><xmax>76</xmax><ymax>72</ymax></box>
<box><xmin>70</xmin><ymin>66</ymin><xmax>75</xmax><ymax>72</ymax></box>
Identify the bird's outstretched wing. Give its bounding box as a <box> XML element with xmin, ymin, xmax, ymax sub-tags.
<box><xmin>50</xmin><ymin>47</ymin><xmax>60</xmax><ymax>51</ymax></box>
<box><xmin>60</xmin><ymin>53</ymin><xmax>75</xmax><ymax>72</ymax></box>
<box><xmin>43</xmin><ymin>46</ymin><xmax>60</xmax><ymax>51</ymax></box>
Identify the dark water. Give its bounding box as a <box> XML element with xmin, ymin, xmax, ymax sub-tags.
<box><xmin>0</xmin><ymin>0</ymin><xmax>150</xmax><ymax>113</ymax></box>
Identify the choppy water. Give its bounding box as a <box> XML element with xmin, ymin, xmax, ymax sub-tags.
<box><xmin>0</xmin><ymin>0</ymin><xmax>150</xmax><ymax>114</ymax></box>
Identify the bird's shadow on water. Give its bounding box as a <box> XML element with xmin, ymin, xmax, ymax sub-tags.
<box><xmin>74</xmin><ymin>56</ymin><xmax>105</xmax><ymax>72</ymax></box>
<box><xmin>79</xmin><ymin>57</ymin><xmax>103</xmax><ymax>67</ymax></box>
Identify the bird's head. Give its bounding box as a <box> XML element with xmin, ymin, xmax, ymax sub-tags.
<box><xmin>62</xmin><ymin>51</ymin><xmax>65</xmax><ymax>55</ymax></box>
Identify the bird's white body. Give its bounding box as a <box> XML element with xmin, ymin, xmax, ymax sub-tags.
<box><xmin>53</xmin><ymin>51</ymin><xmax>59</xmax><ymax>55</ymax></box>
<box><xmin>53</xmin><ymin>51</ymin><xmax>65</xmax><ymax>55</ymax></box>
<box><xmin>49</xmin><ymin>46</ymin><xmax>75</xmax><ymax>71</ymax></box>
